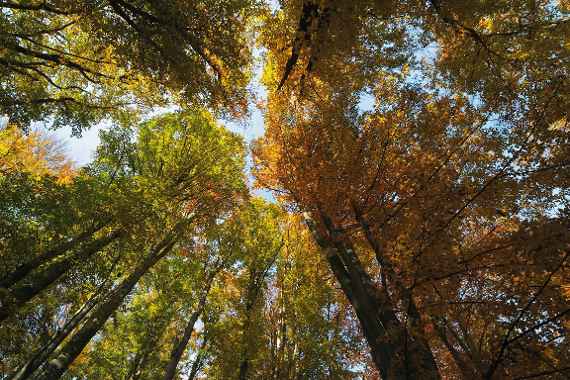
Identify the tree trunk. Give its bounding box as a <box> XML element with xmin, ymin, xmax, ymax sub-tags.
<box><xmin>34</xmin><ymin>236</ymin><xmax>176</xmax><ymax>380</ymax></box>
<box><xmin>238</xmin><ymin>269</ymin><xmax>262</xmax><ymax>380</ymax></box>
<box><xmin>305</xmin><ymin>213</ymin><xmax>441</xmax><ymax>380</ymax></box>
<box><xmin>0</xmin><ymin>221</ymin><xmax>108</xmax><ymax>290</ymax></box>
<box><xmin>352</xmin><ymin>207</ymin><xmax>442</xmax><ymax>376</ymax></box>
<box><xmin>187</xmin><ymin>337</ymin><xmax>208</xmax><ymax>380</ymax></box>
<box><xmin>8</xmin><ymin>289</ymin><xmax>103</xmax><ymax>380</ymax></box>
<box><xmin>0</xmin><ymin>229</ymin><xmax>122</xmax><ymax>322</ymax></box>
<box><xmin>238</xmin><ymin>253</ymin><xmax>278</xmax><ymax>380</ymax></box>
<box><xmin>163</xmin><ymin>270</ymin><xmax>216</xmax><ymax>380</ymax></box>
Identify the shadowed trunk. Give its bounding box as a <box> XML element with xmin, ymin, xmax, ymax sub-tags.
<box><xmin>0</xmin><ymin>221</ymin><xmax>109</xmax><ymax>290</ymax></box>
<box><xmin>0</xmin><ymin>229</ymin><xmax>122</xmax><ymax>322</ymax></box>
<box><xmin>8</xmin><ymin>290</ymin><xmax>103</xmax><ymax>380</ymax></box>
<box><xmin>34</xmin><ymin>235</ymin><xmax>176</xmax><ymax>380</ymax></box>
<box><xmin>163</xmin><ymin>270</ymin><xmax>216</xmax><ymax>380</ymax></box>
<box><xmin>305</xmin><ymin>212</ymin><xmax>441</xmax><ymax>380</ymax></box>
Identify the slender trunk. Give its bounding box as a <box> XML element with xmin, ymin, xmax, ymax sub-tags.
<box><xmin>274</xmin><ymin>292</ymin><xmax>287</xmax><ymax>380</ymax></box>
<box><xmin>237</xmin><ymin>252</ymin><xmax>278</xmax><ymax>380</ymax></box>
<box><xmin>238</xmin><ymin>272</ymin><xmax>261</xmax><ymax>380</ymax></box>
<box><xmin>0</xmin><ymin>229</ymin><xmax>122</xmax><ymax>322</ymax></box>
<box><xmin>305</xmin><ymin>212</ymin><xmax>441</xmax><ymax>380</ymax></box>
<box><xmin>35</xmin><ymin>236</ymin><xmax>176</xmax><ymax>380</ymax></box>
<box><xmin>0</xmin><ymin>221</ymin><xmax>108</xmax><ymax>289</ymax></box>
<box><xmin>8</xmin><ymin>290</ymin><xmax>103</xmax><ymax>380</ymax></box>
<box><xmin>238</xmin><ymin>318</ymin><xmax>251</xmax><ymax>380</ymax></box>
<box><xmin>163</xmin><ymin>270</ymin><xmax>216</xmax><ymax>380</ymax></box>
<box><xmin>434</xmin><ymin>320</ymin><xmax>481</xmax><ymax>380</ymax></box>
<box><xmin>187</xmin><ymin>337</ymin><xmax>208</xmax><ymax>380</ymax></box>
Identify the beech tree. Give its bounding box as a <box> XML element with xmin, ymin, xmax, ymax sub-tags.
<box><xmin>1</xmin><ymin>1</ymin><xmax>569</xmax><ymax>379</ymax></box>
<box><xmin>0</xmin><ymin>0</ymin><xmax>259</xmax><ymax>132</ymax></box>
<box><xmin>0</xmin><ymin>110</ymin><xmax>247</xmax><ymax>379</ymax></box>
<box><xmin>253</xmin><ymin>1</ymin><xmax>570</xmax><ymax>377</ymax></box>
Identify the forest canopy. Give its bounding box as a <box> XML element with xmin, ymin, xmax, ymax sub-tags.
<box><xmin>1</xmin><ymin>1</ymin><xmax>569</xmax><ymax>379</ymax></box>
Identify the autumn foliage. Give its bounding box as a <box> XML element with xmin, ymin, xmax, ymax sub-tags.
<box><xmin>1</xmin><ymin>0</ymin><xmax>569</xmax><ymax>379</ymax></box>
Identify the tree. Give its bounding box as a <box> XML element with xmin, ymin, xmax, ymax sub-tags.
<box><xmin>0</xmin><ymin>0</ymin><xmax>261</xmax><ymax>132</ymax></box>
<box><xmin>266</xmin><ymin>0</ymin><xmax>569</xmax><ymax>133</ymax></box>
<box><xmin>254</xmin><ymin>2</ymin><xmax>570</xmax><ymax>375</ymax></box>
<box><xmin>204</xmin><ymin>202</ymin><xmax>370</xmax><ymax>379</ymax></box>
<box><xmin>1</xmin><ymin>109</ymin><xmax>247</xmax><ymax>379</ymax></box>
<box><xmin>2</xmin><ymin>1</ymin><xmax>569</xmax><ymax>378</ymax></box>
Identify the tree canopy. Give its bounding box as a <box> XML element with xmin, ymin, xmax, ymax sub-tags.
<box><xmin>1</xmin><ymin>1</ymin><xmax>569</xmax><ymax>379</ymax></box>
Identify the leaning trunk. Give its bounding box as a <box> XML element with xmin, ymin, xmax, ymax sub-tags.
<box><xmin>0</xmin><ymin>229</ymin><xmax>122</xmax><ymax>322</ymax></box>
<box><xmin>163</xmin><ymin>270</ymin><xmax>216</xmax><ymax>380</ymax></box>
<box><xmin>34</xmin><ymin>236</ymin><xmax>176</xmax><ymax>380</ymax></box>
<box><xmin>0</xmin><ymin>221</ymin><xmax>108</xmax><ymax>289</ymax></box>
<box><xmin>306</xmin><ymin>213</ymin><xmax>441</xmax><ymax>380</ymax></box>
<box><xmin>8</xmin><ymin>289</ymin><xmax>103</xmax><ymax>380</ymax></box>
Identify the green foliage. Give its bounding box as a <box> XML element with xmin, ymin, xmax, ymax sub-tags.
<box><xmin>0</xmin><ymin>0</ymin><xmax>261</xmax><ymax>132</ymax></box>
<box><xmin>2</xmin><ymin>1</ymin><xmax>569</xmax><ymax>379</ymax></box>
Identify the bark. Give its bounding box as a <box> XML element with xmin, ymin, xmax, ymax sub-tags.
<box><xmin>187</xmin><ymin>337</ymin><xmax>208</xmax><ymax>380</ymax></box>
<box><xmin>305</xmin><ymin>212</ymin><xmax>441</xmax><ymax>380</ymax></box>
<box><xmin>8</xmin><ymin>290</ymin><xmax>102</xmax><ymax>380</ymax></box>
<box><xmin>238</xmin><ymin>265</ymin><xmax>270</xmax><ymax>380</ymax></box>
<box><xmin>34</xmin><ymin>236</ymin><xmax>176</xmax><ymax>380</ymax></box>
<box><xmin>0</xmin><ymin>229</ymin><xmax>122</xmax><ymax>322</ymax></box>
<box><xmin>163</xmin><ymin>270</ymin><xmax>216</xmax><ymax>380</ymax></box>
<box><xmin>352</xmin><ymin>207</ymin><xmax>440</xmax><ymax>375</ymax></box>
<box><xmin>0</xmin><ymin>221</ymin><xmax>108</xmax><ymax>290</ymax></box>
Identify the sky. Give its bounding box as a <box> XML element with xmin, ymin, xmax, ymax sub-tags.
<box><xmin>50</xmin><ymin>103</ymin><xmax>266</xmax><ymax>167</ymax></box>
<box><xmin>52</xmin><ymin>122</ymin><xmax>106</xmax><ymax>166</ymax></box>
<box><xmin>46</xmin><ymin>51</ymin><xmax>271</xmax><ymax>200</ymax></box>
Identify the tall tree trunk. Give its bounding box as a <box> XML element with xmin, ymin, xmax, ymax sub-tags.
<box><xmin>187</xmin><ymin>337</ymin><xmax>208</xmax><ymax>380</ymax></box>
<box><xmin>0</xmin><ymin>221</ymin><xmax>109</xmax><ymax>290</ymax></box>
<box><xmin>238</xmin><ymin>314</ymin><xmax>252</xmax><ymax>380</ymax></box>
<box><xmin>0</xmin><ymin>229</ymin><xmax>122</xmax><ymax>322</ymax></box>
<box><xmin>34</xmin><ymin>236</ymin><xmax>176</xmax><ymax>380</ymax></box>
<box><xmin>238</xmin><ymin>278</ymin><xmax>258</xmax><ymax>380</ymax></box>
<box><xmin>352</xmin><ymin>207</ymin><xmax>441</xmax><ymax>375</ymax></box>
<box><xmin>305</xmin><ymin>212</ymin><xmax>441</xmax><ymax>380</ymax></box>
<box><xmin>163</xmin><ymin>270</ymin><xmax>216</xmax><ymax>380</ymax></box>
<box><xmin>238</xmin><ymin>252</ymin><xmax>278</xmax><ymax>380</ymax></box>
<box><xmin>8</xmin><ymin>289</ymin><xmax>104</xmax><ymax>380</ymax></box>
